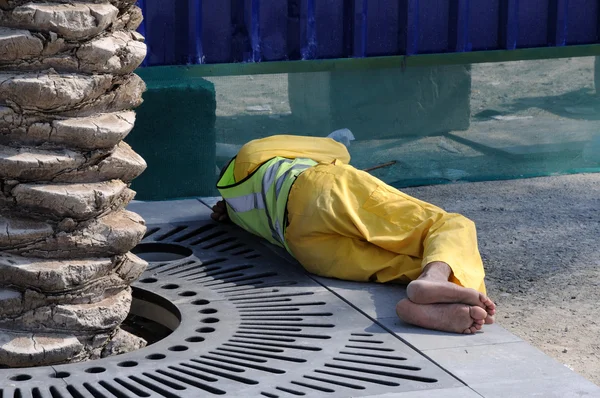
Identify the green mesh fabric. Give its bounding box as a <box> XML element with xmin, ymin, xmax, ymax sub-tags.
<box><xmin>131</xmin><ymin>57</ymin><xmax>600</xmax><ymax>200</ymax></box>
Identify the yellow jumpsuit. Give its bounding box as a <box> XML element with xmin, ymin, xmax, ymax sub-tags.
<box><xmin>234</xmin><ymin>135</ymin><xmax>486</xmax><ymax>294</ymax></box>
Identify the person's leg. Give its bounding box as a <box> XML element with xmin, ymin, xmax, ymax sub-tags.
<box><xmin>286</xmin><ymin>163</ymin><xmax>495</xmax><ymax>333</ymax></box>
<box><xmin>286</xmin><ymin>220</ymin><xmax>492</xmax><ymax>334</ymax></box>
<box><xmin>286</xmin><ymin>163</ymin><xmax>424</xmax><ymax>283</ymax></box>
<box><xmin>358</xmin><ymin>183</ymin><xmax>489</xmax><ymax>295</ymax></box>
<box><xmin>347</xmin><ymin>168</ymin><xmax>496</xmax><ymax>322</ymax></box>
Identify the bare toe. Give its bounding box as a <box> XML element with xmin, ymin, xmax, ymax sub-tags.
<box><xmin>469</xmin><ymin>305</ymin><xmax>487</xmax><ymax>320</ymax></box>
<box><xmin>479</xmin><ymin>293</ymin><xmax>497</xmax><ymax>315</ymax></box>
<box><xmin>396</xmin><ymin>300</ymin><xmax>490</xmax><ymax>334</ymax></box>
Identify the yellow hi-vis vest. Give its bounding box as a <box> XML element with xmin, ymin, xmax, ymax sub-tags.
<box><xmin>216</xmin><ymin>156</ymin><xmax>317</xmax><ymax>255</ymax></box>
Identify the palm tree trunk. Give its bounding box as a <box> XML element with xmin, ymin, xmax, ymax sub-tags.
<box><xmin>0</xmin><ymin>0</ymin><xmax>149</xmax><ymax>366</ymax></box>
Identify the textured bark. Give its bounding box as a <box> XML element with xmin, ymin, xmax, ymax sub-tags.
<box><xmin>0</xmin><ymin>0</ymin><xmax>148</xmax><ymax>367</ymax></box>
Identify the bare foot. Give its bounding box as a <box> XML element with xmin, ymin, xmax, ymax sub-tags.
<box><xmin>396</xmin><ymin>299</ymin><xmax>488</xmax><ymax>334</ymax></box>
<box><xmin>406</xmin><ymin>279</ymin><xmax>496</xmax><ymax>323</ymax></box>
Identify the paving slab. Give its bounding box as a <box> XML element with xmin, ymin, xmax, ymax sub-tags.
<box><xmin>471</xmin><ymin>377</ymin><xmax>600</xmax><ymax>398</ymax></box>
<box><xmin>423</xmin><ymin>341</ymin><xmax>600</xmax><ymax>398</ymax></box>
<box><xmin>378</xmin><ymin>318</ymin><xmax>523</xmax><ymax>351</ymax></box>
<box><xmin>363</xmin><ymin>386</ymin><xmax>482</xmax><ymax>397</ymax></box>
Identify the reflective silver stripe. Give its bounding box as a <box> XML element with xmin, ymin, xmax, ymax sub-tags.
<box><xmin>262</xmin><ymin>159</ymin><xmax>291</xmax><ymax>244</ymax></box>
<box><xmin>273</xmin><ymin>163</ymin><xmax>313</xmax><ymax>241</ymax></box>
<box><xmin>225</xmin><ymin>192</ymin><xmax>264</xmax><ymax>212</ymax></box>
<box><xmin>273</xmin><ymin>222</ymin><xmax>284</xmax><ymax>244</ymax></box>
<box><xmin>226</xmin><ymin>158</ymin><xmax>304</xmax><ymax>246</ymax></box>
<box><xmin>274</xmin><ymin>164</ymin><xmax>312</xmax><ymax>198</ymax></box>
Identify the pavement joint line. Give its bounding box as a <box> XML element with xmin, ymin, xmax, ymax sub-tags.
<box><xmin>420</xmin><ymin>339</ymin><xmax>527</xmax><ymax>352</ymax></box>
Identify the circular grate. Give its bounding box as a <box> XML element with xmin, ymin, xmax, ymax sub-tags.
<box><xmin>0</xmin><ymin>220</ymin><xmax>462</xmax><ymax>397</ymax></box>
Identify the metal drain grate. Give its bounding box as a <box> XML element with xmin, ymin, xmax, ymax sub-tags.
<box><xmin>0</xmin><ymin>220</ymin><xmax>462</xmax><ymax>397</ymax></box>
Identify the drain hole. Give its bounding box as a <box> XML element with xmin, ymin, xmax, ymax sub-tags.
<box><xmin>159</xmin><ymin>260</ymin><xmax>197</xmax><ymax>275</ymax></box>
<box><xmin>276</xmin><ymin>386</ymin><xmax>305</xmax><ymax>396</ymax></box>
<box><xmin>156</xmin><ymin>226</ymin><xmax>187</xmax><ymax>241</ymax></box>
<box><xmin>199</xmin><ymin>308</ymin><xmax>218</xmax><ymax>314</ymax></box>
<box><xmin>203</xmin><ymin>237</ymin><xmax>238</xmax><ymax>250</ymax></box>
<box><xmin>85</xmin><ymin>367</ymin><xmax>106</xmax><ymax>374</ymax></box>
<box><xmin>304</xmin><ymin>375</ymin><xmax>364</xmax><ymax>390</ymax></box>
<box><xmin>50</xmin><ymin>371</ymin><xmax>70</xmax><ymax>379</ymax></box>
<box><xmin>66</xmin><ymin>385</ymin><xmax>84</xmax><ymax>398</ymax></box>
<box><xmin>201</xmin><ymin>317</ymin><xmax>220</xmax><ymax>324</ymax></box>
<box><xmin>161</xmin><ymin>284</ymin><xmax>180</xmax><ymax>290</ymax></box>
<box><xmin>147</xmin><ymin>354</ymin><xmax>166</xmax><ymax>360</ymax></box>
<box><xmin>139</xmin><ymin>277</ymin><xmax>158</xmax><ymax>283</ymax></box>
<box><xmin>232</xmin><ymin>248</ymin><xmax>253</xmax><ymax>255</ymax></box>
<box><xmin>83</xmin><ymin>383</ymin><xmax>99</xmax><ymax>397</ymax></box>
<box><xmin>315</xmin><ymin>369</ymin><xmax>399</xmax><ymax>386</ymax></box>
<box><xmin>143</xmin><ymin>227</ymin><xmax>160</xmax><ymax>239</ymax></box>
<box><xmin>197</xmin><ymin>327</ymin><xmax>216</xmax><ymax>333</ymax></box>
<box><xmin>179</xmin><ymin>291</ymin><xmax>197</xmax><ymax>297</ymax></box>
<box><xmin>10</xmin><ymin>374</ymin><xmax>31</xmax><ymax>381</ymax></box>
<box><xmin>132</xmin><ymin>242</ymin><xmax>193</xmax><ymax>262</ymax></box>
<box><xmin>173</xmin><ymin>224</ymin><xmax>217</xmax><ymax>242</ymax></box>
<box><xmin>190</xmin><ymin>230</ymin><xmax>228</xmax><ymax>245</ymax></box>
<box><xmin>292</xmin><ymin>380</ymin><xmax>335</xmax><ymax>393</ymax></box>
<box><xmin>344</xmin><ymin>345</ymin><xmax>394</xmax><ymax>352</ymax></box>
<box><xmin>115</xmin><ymin>378</ymin><xmax>151</xmax><ymax>397</ymax></box>
<box><xmin>348</xmin><ymin>338</ymin><xmax>384</xmax><ymax>344</ymax></box>
<box><xmin>218</xmin><ymin>243</ymin><xmax>245</xmax><ymax>252</ymax></box>
<box><xmin>131</xmin><ymin>374</ymin><xmax>186</xmax><ymax>394</ymax></box>
<box><xmin>168</xmin><ymin>258</ymin><xmax>227</xmax><ymax>277</ymax></box>
<box><xmin>186</xmin><ymin>336</ymin><xmax>205</xmax><ymax>343</ymax></box>
<box><xmin>169</xmin><ymin>345</ymin><xmax>189</xmax><ymax>352</ymax></box>
<box><xmin>49</xmin><ymin>386</ymin><xmax>65</xmax><ymax>398</ymax></box>
<box><xmin>98</xmin><ymin>380</ymin><xmax>134</xmax><ymax>398</ymax></box>
<box><xmin>339</xmin><ymin>351</ymin><xmax>407</xmax><ymax>361</ymax></box>
<box><xmin>192</xmin><ymin>299</ymin><xmax>210</xmax><ymax>305</ymax></box>
<box><xmin>118</xmin><ymin>361</ymin><xmax>138</xmax><ymax>367</ymax></box>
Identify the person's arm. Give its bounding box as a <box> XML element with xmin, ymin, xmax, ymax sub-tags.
<box><xmin>233</xmin><ymin>135</ymin><xmax>351</xmax><ymax>181</ymax></box>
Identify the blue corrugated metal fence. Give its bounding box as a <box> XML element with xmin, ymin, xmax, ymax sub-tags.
<box><xmin>137</xmin><ymin>0</ymin><xmax>600</xmax><ymax>67</ymax></box>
